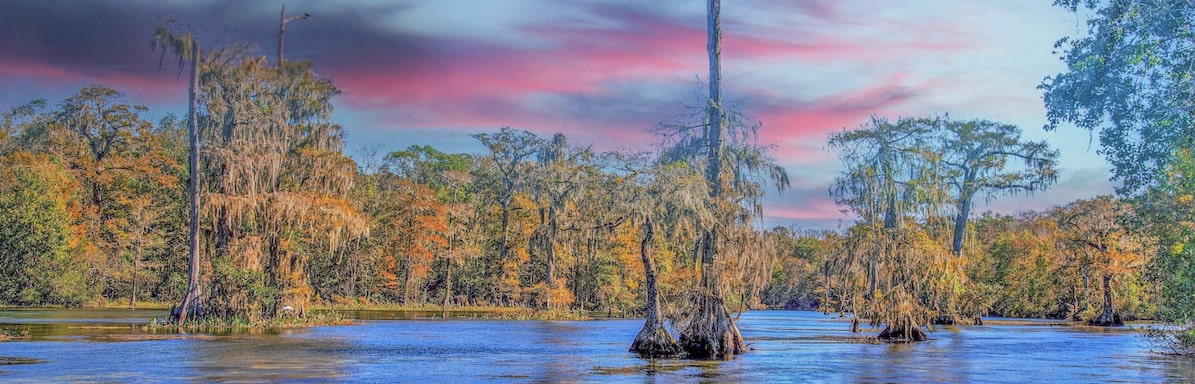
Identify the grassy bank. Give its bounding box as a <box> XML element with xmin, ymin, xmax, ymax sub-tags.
<box><xmin>145</xmin><ymin>311</ymin><xmax>353</xmax><ymax>330</ymax></box>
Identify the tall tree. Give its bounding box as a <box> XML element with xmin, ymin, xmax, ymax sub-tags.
<box><xmin>529</xmin><ymin>133</ymin><xmax>592</xmax><ymax>303</ymax></box>
<box><xmin>829</xmin><ymin>116</ymin><xmax>942</xmax><ymax>229</ymax></box>
<box><xmin>152</xmin><ymin>20</ymin><xmax>203</xmax><ymax>324</ymax></box>
<box><xmin>189</xmin><ymin>40</ymin><xmax>366</xmax><ymax>321</ymax></box>
<box><xmin>471</xmin><ymin>127</ymin><xmax>544</xmax><ymax>305</ymax></box>
<box><xmin>1041</xmin><ymin>0</ymin><xmax>1195</xmax><ymax>194</ymax></box>
<box><xmin>826</xmin><ymin>116</ymin><xmax>958</xmax><ymax>342</ymax></box>
<box><xmin>933</xmin><ymin>118</ymin><xmax>1059</xmax><ymax>257</ymax></box>
<box><xmin>671</xmin><ymin>0</ymin><xmax>790</xmax><ymax>358</ymax></box>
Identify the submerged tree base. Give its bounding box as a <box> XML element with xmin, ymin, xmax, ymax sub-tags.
<box><xmin>1089</xmin><ymin>312</ymin><xmax>1124</xmax><ymax>327</ymax></box>
<box><xmin>678</xmin><ymin>300</ymin><xmax>745</xmax><ymax>358</ymax></box>
<box><xmin>877</xmin><ymin>325</ymin><xmax>927</xmax><ymax>342</ymax></box>
<box><xmin>630</xmin><ymin>324</ymin><xmax>682</xmax><ymax>358</ymax></box>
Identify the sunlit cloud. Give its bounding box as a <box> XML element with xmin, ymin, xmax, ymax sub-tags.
<box><xmin>0</xmin><ymin>0</ymin><xmax>1117</xmax><ymax>229</ymax></box>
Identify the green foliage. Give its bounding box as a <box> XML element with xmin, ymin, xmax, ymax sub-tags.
<box><xmin>1042</xmin><ymin>0</ymin><xmax>1195</xmax><ymax>194</ymax></box>
<box><xmin>0</xmin><ymin>153</ymin><xmax>91</xmax><ymax>305</ymax></box>
<box><xmin>1142</xmin><ymin>149</ymin><xmax>1195</xmax><ymax>323</ymax></box>
<box><xmin>760</xmin><ymin>229</ymin><xmax>827</xmax><ymax>310</ymax></box>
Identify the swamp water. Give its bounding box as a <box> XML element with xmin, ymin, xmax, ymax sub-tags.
<box><xmin>0</xmin><ymin>309</ymin><xmax>1192</xmax><ymax>383</ymax></box>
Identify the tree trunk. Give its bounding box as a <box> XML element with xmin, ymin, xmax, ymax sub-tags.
<box><xmin>278</xmin><ymin>5</ymin><xmax>286</xmax><ymax>66</ymax></box>
<box><xmin>1091</xmin><ymin>273</ymin><xmax>1123</xmax><ymax>326</ymax></box>
<box><xmin>951</xmin><ymin>196</ymin><xmax>972</xmax><ymax>257</ymax></box>
<box><xmin>130</xmin><ymin>252</ymin><xmax>138</xmax><ymax>309</ymax></box>
<box><xmin>678</xmin><ymin>0</ymin><xmax>744</xmax><ymax>359</ymax></box>
<box><xmin>1082</xmin><ymin>266</ymin><xmax>1090</xmax><ymax>313</ymax></box>
<box><xmin>442</xmin><ymin>258</ymin><xmax>452</xmax><ymax>318</ymax></box>
<box><xmin>175</xmin><ymin>42</ymin><xmax>202</xmax><ymax>325</ymax></box>
<box><xmin>499</xmin><ymin>195</ymin><xmax>512</xmax><ymax>264</ymax></box>
<box><xmin>546</xmin><ymin>203</ymin><xmax>557</xmax><ymax>288</ymax></box>
<box><xmin>680</xmin><ymin>230</ymin><xmax>745</xmax><ymax>357</ymax></box>
<box><xmin>630</xmin><ymin>218</ymin><xmax>681</xmax><ymax>358</ymax></box>
<box><xmin>402</xmin><ymin>255</ymin><xmax>413</xmax><ymax>305</ymax></box>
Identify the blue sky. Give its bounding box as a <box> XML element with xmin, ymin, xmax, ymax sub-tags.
<box><xmin>0</xmin><ymin>0</ymin><xmax>1113</xmax><ymax>229</ymax></box>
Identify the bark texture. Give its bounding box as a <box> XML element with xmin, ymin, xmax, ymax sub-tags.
<box><xmin>630</xmin><ymin>219</ymin><xmax>681</xmax><ymax>358</ymax></box>
<box><xmin>175</xmin><ymin>43</ymin><xmax>202</xmax><ymax>324</ymax></box>
<box><xmin>677</xmin><ymin>0</ymin><xmax>745</xmax><ymax>360</ymax></box>
<box><xmin>1090</xmin><ymin>274</ymin><xmax>1123</xmax><ymax>326</ymax></box>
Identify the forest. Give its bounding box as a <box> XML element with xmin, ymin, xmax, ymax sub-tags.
<box><xmin>0</xmin><ymin>0</ymin><xmax>1193</xmax><ymax>359</ymax></box>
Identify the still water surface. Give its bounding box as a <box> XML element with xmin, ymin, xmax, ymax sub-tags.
<box><xmin>0</xmin><ymin>309</ymin><xmax>1192</xmax><ymax>383</ymax></box>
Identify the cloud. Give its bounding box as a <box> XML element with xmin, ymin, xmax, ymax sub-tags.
<box><xmin>0</xmin><ymin>0</ymin><xmax>1118</xmax><ymax>230</ymax></box>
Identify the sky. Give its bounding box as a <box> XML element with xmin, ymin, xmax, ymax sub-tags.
<box><xmin>0</xmin><ymin>0</ymin><xmax>1114</xmax><ymax>230</ymax></box>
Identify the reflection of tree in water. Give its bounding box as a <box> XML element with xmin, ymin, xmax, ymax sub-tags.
<box><xmin>189</xmin><ymin>329</ymin><xmax>350</xmax><ymax>382</ymax></box>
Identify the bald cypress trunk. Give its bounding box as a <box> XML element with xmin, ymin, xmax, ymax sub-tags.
<box><xmin>630</xmin><ymin>218</ymin><xmax>681</xmax><ymax>357</ymax></box>
<box><xmin>175</xmin><ymin>43</ymin><xmax>202</xmax><ymax>325</ymax></box>
<box><xmin>951</xmin><ymin>195</ymin><xmax>972</xmax><ymax>257</ymax></box>
<box><xmin>1091</xmin><ymin>274</ymin><xmax>1123</xmax><ymax>326</ymax></box>
<box><xmin>678</xmin><ymin>0</ymin><xmax>745</xmax><ymax>359</ymax></box>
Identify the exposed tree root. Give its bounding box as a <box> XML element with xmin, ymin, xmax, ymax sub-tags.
<box><xmin>630</xmin><ymin>323</ymin><xmax>681</xmax><ymax>358</ymax></box>
<box><xmin>877</xmin><ymin>324</ymin><xmax>927</xmax><ymax>342</ymax></box>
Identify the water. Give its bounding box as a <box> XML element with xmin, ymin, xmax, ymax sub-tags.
<box><xmin>0</xmin><ymin>309</ymin><xmax>1192</xmax><ymax>383</ymax></box>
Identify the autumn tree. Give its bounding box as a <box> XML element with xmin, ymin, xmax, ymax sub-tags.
<box><xmin>971</xmin><ymin>212</ymin><xmax>1061</xmax><ymax>319</ymax></box>
<box><xmin>527</xmin><ymin>134</ymin><xmax>592</xmax><ymax>308</ymax></box>
<box><xmin>0</xmin><ymin>153</ymin><xmax>90</xmax><ymax>305</ymax></box>
<box><xmin>826</xmin><ymin>116</ymin><xmax>959</xmax><ymax>342</ymax></box>
<box><xmin>385</xmin><ymin>145</ymin><xmax>477</xmax><ymax>311</ymax></box>
<box><xmin>471</xmin><ymin>127</ymin><xmax>544</xmax><ymax>305</ymax></box>
<box><xmin>196</xmin><ymin>43</ymin><xmax>366</xmax><ymax>322</ymax></box>
<box><xmin>1054</xmin><ymin>196</ymin><xmax>1152</xmax><ymax>325</ymax></box>
<box><xmin>760</xmin><ymin>228</ymin><xmax>829</xmax><ymax>311</ymax></box>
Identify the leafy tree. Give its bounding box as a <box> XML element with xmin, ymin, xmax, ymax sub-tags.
<box><xmin>932</xmin><ymin>118</ymin><xmax>1058</xmax><ymax>257</ymax></box>
<box><xmin>1141</xmin><ymin>149</ymin><xmax>1195</xmax><ymax>351</ymax></box>
<box><xmin>826</xmin><ymin>116</ymin><xmax>959</xmax><ymax>342</ymax></box>
<box><xmin>973</xmin><ymin>212</ymin><xmax>1061</xmax><ymax>318</ymax></box>
<box><xmin>527</xmin><ymin>134</ymin><xmax>593</xmax><ymax>306</ymax></box>
<box><xmin>471</xmin><ymin>127</ymin><xmax>544</xmax><ymax>305</ymax></box>
<box><xmin>48</xmin><ymin>86</ymin><xmax>186</xmax><ymax>304</ymax></box>
<box><xmin>1041</xmin><ymin>0</ymin><xmax>1195</xmax><ymax>194</ymax></box>
<box><xmin>0</xmin><ymin>153</ymin><xmax>90</xmax><ymax>305</ymax></box>
<box><xmin>760</xmin><ymin>228</ymin><xmax>829</xmax><ymax>311</ymax></box>
<box><xmin>1</xmin><ymin>100</ymin><xmax>50</xmax><ymax>156</ymax></box>
<box><xmin>1054</xmin><ymin>195</ymin><xmax>1152</xmax><ymax>325</ymax></box>
<box><xmin>384</xmin><ymin>145</ymin><xmax>477</xmax><ymax>311</ymax></box>
<box><xmin>196</xmin><ymin>45</ymin><xmax>366</xmax><ymax>321</ymax></box>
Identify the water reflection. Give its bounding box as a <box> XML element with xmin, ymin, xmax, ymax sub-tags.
<box><xmin>189</xmin><ymin>328</ymin><xmax>350</xmax><ymax>382</ymax></box>
<box><xmin>0</xmin><ymin>309</ymin><xmax>1190</xmax><ymax>383</ymax></box>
